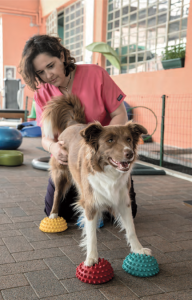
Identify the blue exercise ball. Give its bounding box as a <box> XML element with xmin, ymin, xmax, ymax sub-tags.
<box><xmin>0</xmin><ymin>127</ymin><xmax>23</xmax><ymax>150</ymax></box>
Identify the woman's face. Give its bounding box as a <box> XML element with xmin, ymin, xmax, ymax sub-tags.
<box><xmin>33</xmin><ymin>52</ymin><xmax>66</xmax><ymax>87</ymax></box>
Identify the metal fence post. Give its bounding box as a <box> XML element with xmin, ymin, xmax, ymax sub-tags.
<box><xmin>24</xmin><ymin>96</ymin><xmax>28</xmax><ymax>122</ymax></box>
<box><xmin>160</xmin><ymin>95</ymin><xmax>166</xmax><ymax>167</ymax></box>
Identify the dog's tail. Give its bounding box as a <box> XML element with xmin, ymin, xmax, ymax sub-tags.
<box><xmin>41</xmin><ymin>94</ymin><xmax>86</xmax><ymax>138</ymax></box>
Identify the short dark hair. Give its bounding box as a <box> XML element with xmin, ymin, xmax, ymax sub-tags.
<box><xmin>19</xmin><ymin>35</ymin><xmax>76</xmax><ymax>91</ymax></box>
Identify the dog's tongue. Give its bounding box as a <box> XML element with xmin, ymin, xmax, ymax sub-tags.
<box><xmin>118</xmin><ymin>161</ymin><xmax>129</xmax><ymax>169</ymax></box>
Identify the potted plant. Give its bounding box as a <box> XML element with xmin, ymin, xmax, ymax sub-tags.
<box><xmin>161</xmin><ymin>44</ymin><xmax>185</xmax><ymax>70</ymax></box>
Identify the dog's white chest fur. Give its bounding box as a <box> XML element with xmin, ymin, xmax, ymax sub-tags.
<box><xmin>88</xmin><ymin>165</ymin><xmax>130</xmax><ymax>209</ymax></box>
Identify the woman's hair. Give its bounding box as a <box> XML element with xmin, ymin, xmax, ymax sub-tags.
<box><xmin>19</xmin><ymin>35</ymin><xmax>76</xmax><ymax>91</ymax></box>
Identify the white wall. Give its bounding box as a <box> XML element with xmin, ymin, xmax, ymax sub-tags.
<box><xmin>84</xmin><ymin>0</ymin><xmax>94</xmax><ymax>64</ymax></box>
<box><xmin>40</xmin><ymin>0</ymin><xmax>69</xmax><ymax>17</ymax></box>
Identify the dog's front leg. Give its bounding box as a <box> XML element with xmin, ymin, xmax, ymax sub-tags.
<box><xmin>84</xmin><ymin>210</ymin><xmax>98</xmax><ymax>267</ymax></box>
<box><xmin>119</xmin><ymin>200</ymin><xmax>151</xmax><ymax>256</ymax></box>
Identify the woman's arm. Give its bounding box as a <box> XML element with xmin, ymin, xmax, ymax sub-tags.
<box><xmin>109</xmin><ymin>102</ymin><xmax>128</xmax><ymax>125</ymax></box>
<box><xmin>41</xmin><ymin>131</ymin><xmax>68</xmax><ymax>165</ymax></box>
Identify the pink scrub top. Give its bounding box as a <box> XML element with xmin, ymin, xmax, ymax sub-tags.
<box><xmin>34</xmin><ymin>64</ymin><xmax>126</xmax><ymax>126</ymax></box>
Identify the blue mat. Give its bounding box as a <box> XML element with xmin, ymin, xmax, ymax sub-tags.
<box><xmin>132</xmin><ymin>163</ymin><xmax>166</xmax><ymax>175</ymax></box>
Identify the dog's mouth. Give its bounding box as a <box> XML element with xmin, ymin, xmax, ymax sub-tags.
<box><xmin>108</xmin><ymin>158</ymin><xmax>132</xmax><ymax>172</ymax></box>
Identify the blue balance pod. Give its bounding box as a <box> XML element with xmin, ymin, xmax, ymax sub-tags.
<box><xmin>77</xmin><ymin>216</ymin><xmax>104</xmax><ymax>229</ymax></box>
<box><xmin>17</xmin><ymin>121</ymin><xmax>41</xmax><ymax>137</ymax></box>
<box><xmin>0</xmin><ymin>127</ymin><xmax>23</xmax><ymax>150</ymax></box>
<box><xmin>122</xmin><ymin>253</ymin><xmax>159</xmax><ymax>277</ymax></box>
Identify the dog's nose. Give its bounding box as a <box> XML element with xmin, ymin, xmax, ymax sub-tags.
<box><xmin>124</xmin><ymin>149</ymin><xmax>134</xmax><ymax>160</ymax></box>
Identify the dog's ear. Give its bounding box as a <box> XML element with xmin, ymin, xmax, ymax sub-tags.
<box><xmin>126</xmin><ymin>121</ymin><xmax>147</xmax><ymax>136</ymax></box>
<box><xmin>80</xmin><ymin>122</ymin><xmax>103</xmax><ymax>151</ymax></box>
<box><xmin>126</xmin><ymin>121</ymin><xmax>147</xmax><ymax>147</ymax></box>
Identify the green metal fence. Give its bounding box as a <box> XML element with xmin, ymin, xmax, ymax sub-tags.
<box><xmin>127</xmin><ymin>94</ymin><xmax>192</xmax><ymax>176</ymax></box>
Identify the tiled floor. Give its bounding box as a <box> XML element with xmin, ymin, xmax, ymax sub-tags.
<box><xmin>0</xmin><ymin>137</ymin><xmax>192</xmax><ymax>300</ymax></box>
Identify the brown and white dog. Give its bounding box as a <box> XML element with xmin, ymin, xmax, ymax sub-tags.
<box><xmin>42</xmin><ymin>95</ymin><xmax>152</xmax><ymax>266</ymax></box>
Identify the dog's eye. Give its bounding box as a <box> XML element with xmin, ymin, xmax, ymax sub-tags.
<box><xmin>127</xmin><ymin>138</ymin><xmax>131</xmax><ymax>142</ymax></box>
<box><xmin>108</xmin><ymin>139</ymin><xmax>113</xmax><ymax>143</ymax></box>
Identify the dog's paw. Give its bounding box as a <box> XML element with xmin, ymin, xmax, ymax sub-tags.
<box><xmin>134</xmin><ymin>248</ymin><xmax>152</xmax><ymax>256</ymax></box>
<box><xmin>49</xmin><ymin>213</ymin><xmax>58</xmax><ymax>219</ymax></box>
<box><xmin>84</xmin><ymin>256</ymin><xmax>98</xmax><ymax>267</ymax></box>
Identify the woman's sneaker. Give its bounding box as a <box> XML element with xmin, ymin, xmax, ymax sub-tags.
<box><xmin>77</xmin><ymin>216</ymin><xmax>104</xmax><ymax>228</ymax></box>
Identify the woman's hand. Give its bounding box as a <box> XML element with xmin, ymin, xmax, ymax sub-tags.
<box><xmin>50</xmin><ymin>141</ymin><xmax>68</xmax><ymax>165</ymax></box>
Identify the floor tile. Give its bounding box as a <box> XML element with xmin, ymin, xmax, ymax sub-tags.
<box><xmin>12</xmin><ymin>247</ymin><xmax>64</xmax><ymax>262</ymax></box>
<box><xmin>0</xmin><ymin>274</ymin><xmax>28</xmax><ymax>290</ymax></box>
<box><xmin>0</xmin><ymin>259</ymin><xmax>48</xmax><ymax>276</ymax></box>
<box><xmin>9</xmin><ymin>222</ymin><xmax>37</xmax><ymax>229</ymax></box>
<box><xmin>31</xmin><ymin>237</ymin><xmax>77</xmax><ymax>250</ymax></box>
<box><xmin>25</xmin><ymin>269</ymin><xmax>67</xmax><ymax>298</ymax></box>
<box><xmin>151</xmin><ymin>227</ymin><xmax>187</xmax><ymax>242</ymax></box>
<box><xmin>60</xmin><ymin>276</ymin><xmax>121</xmax><ymax>294</ymax></box>
<box><xmin>1</xmin><ymin>286</ymin><xmax>38</xmax><ymax>300</ymax></box>
<box><xmin>173</xmin><ymin>240</ymin><xmax>192</xmax><ymax>250</ymax></box>
<box><xmin>0</xmin><ymin>230</ymin><xmax>22</xmax><ymax>238</ymax></box>
<box><xmin>11</xmin><ymin>215</ymin><xmax>45</xmax><ymax>223</ymax></box>
<box><xmin>3</xmin><ymin>236</ymin><xmax>33</xmax><ymax>253</ymax></box>
<box><xmin>99</xmin><ymin>284</ymin><xmax>139</xmax><ymax>299</ymax></box>
<box><xmin>0</xmin><ymin>246</ymin><xmax>15</xmax><ymax>264</ymax></box>
<box><xmin>0</xmin><ymin>224</ymin><xmax>12</xmax><ymax>231</ymax></box>
<box><xmin>19</xmin><ymin>227</ymin><xmax>50</xmax><ymax>242</ymax></box>
<box><xmin>141</xmin><ymin>289</ymin><xmax>192</xmax><ymax>299</ymax></box>
<box><xmin>142</xmin><ymin>236</ymin><xmax>182</xmax><ymax>253</ymax></box>
<box><xmin>159</xmin><ymin>260</ymin><xmax>192</xmax><ymax>276</ymax></box>
<box><xmin>4</xmin><ymin>207</ymin><xmax>27</xmax><ymax>217</ymax></box>
<box><xmin>116</xmin><ymin>270</ymin><xmax>164</xmax><ymax>297</ymax></box>
<box><xmin>99</xmin><ymin>248</ymin><xmax>130</xmax><ymax>260</ymax></box>
<box><xmin>167</xmin><ymin>249</ymin><xmax>192</xmax><ymax>262</ymax></box>
<box><xmin>0</xmin><ymin>215</ymin><xmax>12</xmax><ymax>225</ymax></box>
<box><xmin>44</xmin><ymin>256</ymin><xmax>76</xmax><ymax>280</ymax></box>
<box><xmin>149</xmin><ymin>273</ymin><xmax>192</xmax><ymax>292</ymax></box>
<box><xmin>60</xmin><ymin>245</ymin><xmax>86</xmax><ymax>264</ymax></box>
<box><xmin>42</xmin><ymin>289</ymin><xmax>107</xmax><ymax>300</ymax></box>
<box><xmin>102</xmin><ymin>240</ymin><xmax>128</xmax><ymax>250</ymax></box>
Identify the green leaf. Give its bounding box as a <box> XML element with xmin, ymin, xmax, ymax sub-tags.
<box><xmin>103</xmin><ymin>53</ymin><xmax>121</xmax><ymax>70</ymax></box>
<box><xmin>86</xmin><ymin>42</ymin><xmax>120</xmax><ymax>69</ymax></box>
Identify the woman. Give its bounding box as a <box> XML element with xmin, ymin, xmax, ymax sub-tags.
<box><xmin>19</xmin><ymin>34</ymin><xmax>137</xmax><ymax>222</ymax></box>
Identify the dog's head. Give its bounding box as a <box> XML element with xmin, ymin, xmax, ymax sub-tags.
<box><xmin>80</xmin><ymin>121</ymin><xmax>147</xmax><ymax>173</ymax></box>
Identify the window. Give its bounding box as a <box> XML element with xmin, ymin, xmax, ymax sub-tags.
<box><xmin>46</xmin><ymin>9</ymin><xmax>58</xmax><ymax>37</ymax></box>
<box><xmin>106</xmin><ymin>0</ymin><xmax>189</xmax><ymax>74</ymax></box>
<box><xmin>58</xmin><ymin>12</ymin><xmax>64</xmax><ymax>44</ymax></box>
<box><xmin>59</xmin><ymin>1</ymin><xmax>85</xmax><ymax>63</ymax></box>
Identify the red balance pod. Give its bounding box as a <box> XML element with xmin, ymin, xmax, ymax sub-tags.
<box><xmin>76</xmin><ymin>258</ymin><xmax>114</xmax><ymax>284</ymax></box>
